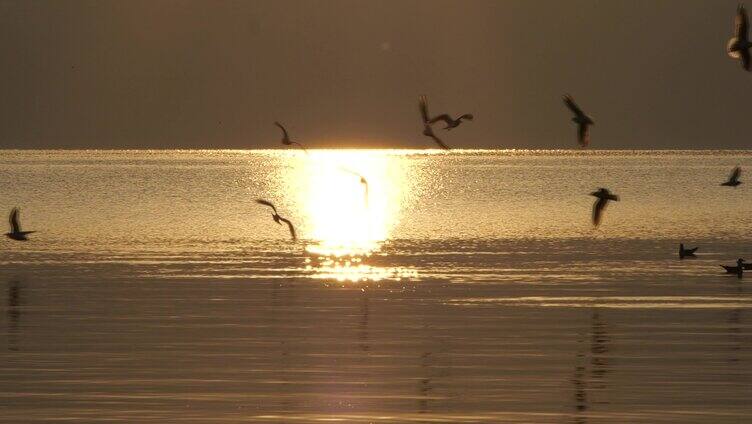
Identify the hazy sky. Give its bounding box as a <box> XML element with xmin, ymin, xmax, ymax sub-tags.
<box><xmin>0</xmin><ymin>0</ymin><xmax>749</xmax><ymax>149</ymax></box>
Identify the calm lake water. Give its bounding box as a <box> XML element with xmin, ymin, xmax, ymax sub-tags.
<box><xmin>1</xmin><ymin>149</ymin><xmax>751</xmax><ymax>422</ymax></box>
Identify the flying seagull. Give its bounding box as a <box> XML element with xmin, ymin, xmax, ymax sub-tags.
<box><xmin>419</xmin><ymin>96</ymin><xmax>451</xmax><ymax>150</ymax></box>
<box><xmin>679</xmin><ymin>243</ymin><xmax>698</xmax><ymax>259</ymax></box>
<box><xmin>6</xmin><ymin>207</ymin><xmax>36</xmax><ymax>241</ymax></box>
<box><xmin>563</xmin><ymin>94</ymin><xmax>594</xmax><ymax>147</ymax></box>
<box><xmin>590</xmin><ymin>188</ymin><xmax>619</xmax><ymax>227</ymax></box>
<box><xmin>256</xmin><ymin>199</ymin><xmax>297</xmax><ymax>241</ymax></box>
<box><xmin>274</xmin><ymin>122</ymin><xmax>308</xmax><ymax>153</ymax></box>
<box><xmin>430</xmin><ymin>113</ymin><xmax>474</xmax><ymax>130</ymax></box>
<box><xmin>727</xmin><ymin>4</ymin><xmax>751</xmax><ymax>71</ymax></box>
<box><xmin>338</xmin><ymin>167</ymin><xmax>369</xmax><ymax>206</ymax></box>
<box><xmin>721</xmin><ymin>166</ymin><xmax>742</xmax><ymax>187</ymax></box>
<box><xmin>420</xmin><ymin>95</ymin><xmax>473</xmax><ymax>130</ymax></box>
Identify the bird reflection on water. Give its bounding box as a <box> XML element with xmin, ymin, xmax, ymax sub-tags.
<box><xmin>571</xmin><ymin>310</ymin><xmax>612</xmax><ymax>423</ymax></box>
<box><xmin>6</xmin><ymin>280</ymin><xmax>21</xmax><ymax>352</ymax></box>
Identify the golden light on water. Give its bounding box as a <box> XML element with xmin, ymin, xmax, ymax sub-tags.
<box><xmin>287</xmin><ymin>150</ymin><xmax>418</xmax><ymax>282</ymax></box>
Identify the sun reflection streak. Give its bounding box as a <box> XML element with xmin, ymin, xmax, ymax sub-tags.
<box><xmin>287</xmin><ymin>150</ymin><xmax>417</xmax><ymax>282</ymax></box>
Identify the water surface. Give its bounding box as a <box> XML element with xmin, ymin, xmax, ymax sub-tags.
<box><xmin>1</xmin><ymin>150</ymin><xmax>751</xmax><ymax>422</ymax></box>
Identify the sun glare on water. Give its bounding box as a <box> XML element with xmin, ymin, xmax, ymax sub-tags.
<box><xmin>287</xmin><ymin>150</ymin><xmax>418</xmax><ymax>282</ymax></box>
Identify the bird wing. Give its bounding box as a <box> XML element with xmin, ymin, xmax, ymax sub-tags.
<box><xmin>428</xmin><ymin>114</ymin><xmax>455</xmax><ymax>126</ymax></box>
<box><xmin>291</xmin><ymin>141</ymin><xmax>309</xmax><ymax>153</ymax></box>
<box><xmin>9</xmin><ymin>208</ymin><xmax>20</xmax><ymax>233</ymax></box>
<box><xmin>592</xmin><ymin>198</ymin><xmax>608</xmax><ymax>227</ymax></box>
<box><xmin>563</xmin><ymin>94</ymin><xmax>585</xmax><ymax>118</ymax></box>
<box><xmin>731</xmin><ymin>166</ymin><xmax>742</xmax><ymax>182</ymax></box>
<box><xmin>459</xmin><ymin>114</ymin><xmax>474</xmax><ymax>121</ymax></box>
<box><xmin>278</xmin><ymin>216</ymin><xmax>297</xmax><ymax>241</ymax></box>
<box><xmin>737</xmin><ymin>5</ymin><xmax>749</xmax><ymax>41</ymax></box>
<box><xmin>256</xmin><ymin>199</ymin><xmax>278</xmax><ymax>215</ymax></box>
<box><xmin>274</xmin><ymin>121</ymin><xmax>290</xmax><ymax>141</ymax></box>
<box><xmin>742</xmin><ymin>48</ymin><xmax>751</xmax><ymax>71</ymax></box>
<box><xmin>419</xmin><ymin>95</ymin><xmax>430</xmax><ymax>123</ymax></box>
<box><xmin>577</xmin><ymin>123</ymin><xmax>590</xmax><ymax>147</ymax></box>
<box><xmin>423</xmin><ymin>124</ymin><xmax>450</xmax><ymax>150</ymax></box>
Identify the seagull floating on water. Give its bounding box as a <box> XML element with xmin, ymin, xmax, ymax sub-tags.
<box><xmin>679</xmin><ymin>243</ymin><xmax>698</xmax><ymax>259</ymax></box>
<box><xmin>727</xmin><ymin>4</ymin><xmax>751</xmax><ymax>71</ymax></box>
<box><xmin>274</xmin><ymin>122</ymin><xmax>308</xmax><ymax>153</ymax></box>
<box><xmin>590</xmin><ymin>188</ymin><xmax>619</xmax><ymax>227</ymax></box>
<box><xmin>721</xmin><ymin>258</ymin><xmax>747</xmax><ymax>278</ymax></box>
<box><xmin>419</xmin><ymin>96</ymin><xmax>451</xmax><ymax>150</ymax></box>
<box><xmin>721</xmin><ymin>166</ymin><xmax>742</xmax><ymax>187</ymax></box>
<box><xmin>256</xmin><ymin>199</ymin><xmax>297</xmax><ymax>241</ymax></box>
<box><xmin>563</xmin><ymin>94</ymin><xmax>594</xmax><ymax>147</ymax></box>
<box><xmin>5</xmin><ymin>208</ymin><xmax>36</xmax><ymax>241</ymax></box>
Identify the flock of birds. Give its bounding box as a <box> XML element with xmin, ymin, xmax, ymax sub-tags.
<box><xmin>5</xmin><ymin>5</ymin><xmax>752</xmax><ymax>276</ymax></box>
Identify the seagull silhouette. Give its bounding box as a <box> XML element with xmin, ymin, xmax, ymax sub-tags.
<box><xmin>728</xmin><ymin>4</ymin><xmax>751</xmax><ymax>71</ymax></box>
<box><xmin>721</xmin><ymin>166</ymin><xmax>742</xmax><ymax>187</ymax></box>
<box><xmin>679</xmin><ymin>243</ymin><xmax>698</xmax><ymax>259</ymax></box>
<box><xmin>563</xmin><ymin>94</ymin><xmax>594</xmax><ymax>147</ymax></box>
<box><xmin>338</xmin><ymin>167</ymin><xmax>369</xmax><ymax>206</ymax></box>
<box><xmin>274</xmin><ymin>122</ymin><xmax>308</xmax><ymax>153</ymax></box>
<box><xmin>590</xmin><ymin>188</ymin><xmax>619</xmax><ymax>227</ymax></box>
<box><xmin>256</xmin><ymin>199</ymin><xmax>297</xmax><ymax>241</ymax></box>
<box><xmin>430</xmin><ymin>113</ymin><xmax>474</xmax><ymax>130</ymax></box>
<box><xmin>419</xmin><ymin>96</ymin><xmax>451</xmax><ymax>150</ymax></box>
<box><xmin>5</xmin><ymin>208</ymin><xmax>36</xmax><ymax>241</ymax></box>
<box><xmin>420</xmin><ymin>95</ymin><xmax>473</xmax><ymax>130</ymax></box>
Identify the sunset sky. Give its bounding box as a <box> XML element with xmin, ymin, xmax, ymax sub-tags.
<box><xmin>0</xmin><ymin>0</ymin><xmax>748</xmax><ymax>149</ymax></box>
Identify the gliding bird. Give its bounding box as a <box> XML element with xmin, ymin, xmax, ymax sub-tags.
<box><xmin>727</xmin><ymin>4</ymin><xmax>751</xmax><ymax>71</ymax></box>
<box><xmin>274</xmin><ymin>122</ymin><xmax>308</xmax><ymax>152</ymax></box>
<box><xmin>5</xmin><ymin>207</ymin><xmax>36</xmax><ymax>241</ymax></box>
<box><xmin>590</xmin><ymin>188</ymin><xmax>619</xmax><ymax>228</ymax></box>
<box><xmin>563</xmin><ymin>94</ymin><xmax>594</xmax><ymax>147</ymax></box>
<box><xmin>256</xmin><ymin>199</ymin><xmax>297</xmax><ymax>241</ymax></box>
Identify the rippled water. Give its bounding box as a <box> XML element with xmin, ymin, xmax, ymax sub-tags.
<box><xmin>1</xmin><ymin>150</ymin><xmax>751</xmax><ymax>422</ymax></box>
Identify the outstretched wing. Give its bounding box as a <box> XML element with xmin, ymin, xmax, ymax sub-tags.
<box><xmin>274</xmin><ymin>121</ymin><xmax>290</xmax><ymax>141</ymax></box>
<box><xmin>578</xmin><ymin>123</ymin><xmax>591</xmax><ymax>147</ymax></box>
<box><xmin>423</xmin><ymin>124</ymin><xmax>450</xmax><ymax>150</ymax></box>
<box><xmin>737</xmin><ymin>5</ymin><xmax>749</xmax><ymax>41</ymax></box>
<box><xmin>731</xmin><ymin>166</ymin><xmax>742</xmax><ymax>182</ymax></box>
<box><xmin>742</xmin><ymin>48</ymin><xmax>751</xmax><ymax>71</ymax></box>
<box><xmin>428</xmin><ymin>114</ymin><xmax>454</xmax><ymax>126</ymax></box>
<box><xmin>256</xmin><ymin>199</ymin><xmax>278</xmax><ymax>215</ymax></box>
<box><xmin>9</xmin><ymin>207</ymin><xmax>20</xmax><ymax>233</ymax></box>
<box><xmin>278</xmin><ymin>217</ymin><xmax>297</xmax><ymax>241</ymax></box>
<box><xmin>419</xmin><ymin>95</ymin><xmax>430</xmax><ymax>123</ymax></box>
<box><xmin>592</xmin><ymin>198</ymin><xmax>607</xmax><ymax>227</ymax></box>
<box><xmin>563</xmin><ymin>94</ymin><xmax>585</xmax><ymax>118</ymax></box>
